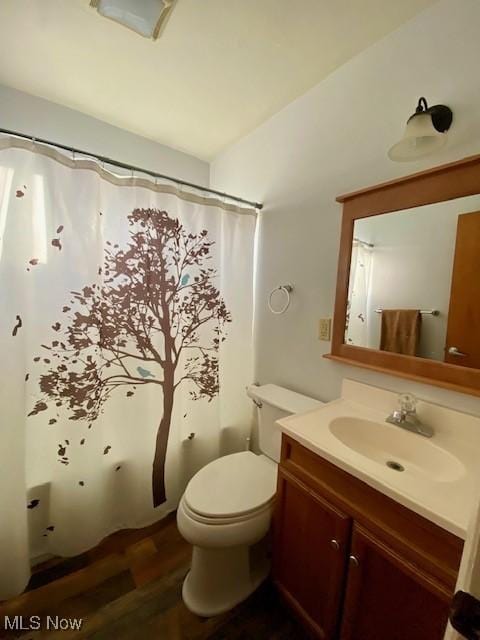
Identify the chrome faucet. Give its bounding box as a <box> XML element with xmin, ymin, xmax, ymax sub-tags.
<box><xmin>386</xmin><ymin>393</ymin><xmax>434</xmax><ymax>438</ymax></box>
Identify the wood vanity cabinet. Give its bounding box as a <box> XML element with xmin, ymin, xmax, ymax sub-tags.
<box><xmin>273</xmin><ymin>436</ymin><xmax>464</xmax><ymax>640</ymax></box>
<box><xmin>274</xmin><ymin>469</ymin><xmax>351</xmax><ymax>638</ymax></box>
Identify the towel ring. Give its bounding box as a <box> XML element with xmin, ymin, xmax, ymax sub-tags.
<box><xmin>268</xmin><ymin>284</ymin><xmax>293</xmax><ymax>315</ymax></box>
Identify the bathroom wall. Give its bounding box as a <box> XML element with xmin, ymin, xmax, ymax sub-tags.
<box><xmin>210</xmin><ymin>5</ymin><xmax>480</xmax><ymax>627</ymax></box>
<box><xmin>0</xmin><ymin>84</ymin><xmax>209</xmax><ymax>186</ymax></box>
<box><xmin>210</xmin><ymin>0</ymin><xmax>480</xmax><ymax>416</ymax></box>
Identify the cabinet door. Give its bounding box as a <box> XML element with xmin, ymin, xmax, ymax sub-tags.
<box><xmin>340</xmin><ymin>524</ymin><xmax>451</xmax><ymax>640</ymax></box>
<box><xmin>273</xmin><ymin>469</ymin><xmax>351</xmax><ymax>639</ymax></box>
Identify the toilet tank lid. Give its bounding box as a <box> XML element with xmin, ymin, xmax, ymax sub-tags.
<box><xmin>247</xmin><ymin>384</ymin><xmax>323</xmax><ymax>414</ymax></box>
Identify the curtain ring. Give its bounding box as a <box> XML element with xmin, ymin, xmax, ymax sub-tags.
<box><xmin>268</xmin><ymin>284</ymin><xmax>293</xmax><ymax>315</ymax></box>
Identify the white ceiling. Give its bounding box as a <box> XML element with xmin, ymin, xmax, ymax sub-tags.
<box><xmin>0</xmin><ymin>0</ymin><xmax>437</xmax><ymax>160</ymax></box>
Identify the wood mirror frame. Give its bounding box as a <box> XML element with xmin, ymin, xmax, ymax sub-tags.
<box><xmin>325</xmin><ymin>154</ymin><xmax>480</xmax><ymax>397</ymax></box>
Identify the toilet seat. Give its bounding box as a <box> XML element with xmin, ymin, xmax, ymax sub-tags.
<box><xmin>184</xmin><ymin>451</ymin><xmax>277</xmax><ymax>522</ymax></box>
<box><xmin>181</xmin><ymin>494</ymin><xmax>275</xmax><ymax>526</ymax></box>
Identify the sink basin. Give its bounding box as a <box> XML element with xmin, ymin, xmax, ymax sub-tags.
<box><xmin>276</xmin><ymin>379</ymin><xmax>480</xmax><ymax>537</ymax></box>
<box><xmin>329</xmin><ymin>417</ymin><xmax>465</xmax><ymax>483</ymax></box>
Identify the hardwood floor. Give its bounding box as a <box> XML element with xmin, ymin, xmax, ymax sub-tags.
<box><xmin>0</xmin><ymin>514</ymin><xmax>306</xmax><ymax>640</ymax></box>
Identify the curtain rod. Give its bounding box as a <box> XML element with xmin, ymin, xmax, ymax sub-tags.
<box><xmin>353</xmin><ymin>237</ymin><xmax>374</xmax><ymax>248</ymax></box>
<box><xmin>0</xmin><ymin>127</ymin><xmax>263</xmax><ymax>211</ymax></box>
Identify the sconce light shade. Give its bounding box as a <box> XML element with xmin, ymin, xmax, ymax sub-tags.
<box><xmin>388</xmin><ymin>97</ymin><xmax>453</xmax><ymax>162</ymax></box>
<box><xmin>90</xmin><ymin>0</ymin><xmax>176</xmax><ymax>39</ymax></box>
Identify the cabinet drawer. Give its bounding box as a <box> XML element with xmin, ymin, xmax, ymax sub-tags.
<box><xmin>280</xmin><ymin>435</ymin><xmax>463</xmax><ymax>592</ymax></box>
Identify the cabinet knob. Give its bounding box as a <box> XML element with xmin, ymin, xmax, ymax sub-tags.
<box><xmin>330</xmin><ymin>539</ymin><xmax>340</xmax><ymax>551</ymax></box>
<box><xmin>349</xmin><ymin>554</ymin><xmax>360</xmax><ymax>567</ymax></box>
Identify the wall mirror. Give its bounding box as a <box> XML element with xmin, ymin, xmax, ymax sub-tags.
<box><xmin>327</xmin><ymin>155</ymin><xmax>480</xmax><ymax>396</ymax></box>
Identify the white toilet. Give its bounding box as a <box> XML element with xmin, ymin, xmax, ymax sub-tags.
<box><xmin>177</xmin><ymin>383</ymin><xmax>322</xmax><ymax>616</ymax></box>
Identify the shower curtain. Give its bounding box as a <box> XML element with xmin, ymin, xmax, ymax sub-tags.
<box><xmin>0</xmin><ymin>138</ymin><xmax>256</xmax><ymax>599</ymax></box>
<box><xmin>344</xmin><ymin>242</ymin><xmax>373</xmax><ymax>347</ymax></box>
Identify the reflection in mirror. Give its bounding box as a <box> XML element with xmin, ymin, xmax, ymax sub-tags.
<box><xmin>345</xmin><ymin>193</ymin><xmax>480</xmax><ymax>367</ymax></box>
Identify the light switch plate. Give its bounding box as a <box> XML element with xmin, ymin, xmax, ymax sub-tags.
<box><xmin>318</xmin><ymin>318</ymin><xmax>332</xmax><ymax>341</ymax></box>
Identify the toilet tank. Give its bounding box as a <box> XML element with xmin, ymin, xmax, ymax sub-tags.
<box><xmin>247</xmin><ymin>384</ymin><xmax>323</xmax><ymax>463</ymax></box>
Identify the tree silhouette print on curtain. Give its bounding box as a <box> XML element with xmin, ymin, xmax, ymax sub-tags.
<box><xmin>28</xmin><ymin>208</ymin><xmax>231</xmax><ymax>507</ymax></box>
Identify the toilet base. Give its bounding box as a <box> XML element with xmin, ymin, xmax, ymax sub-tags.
<box><xmin>182</xmin><ymin>539</ymin><xmax>270</xmax><ymax>617</ymax></box>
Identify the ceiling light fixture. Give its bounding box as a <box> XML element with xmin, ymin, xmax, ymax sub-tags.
<box><xmin>388</xmin><ymin>97</ymin><xmax>453</xmax><ymax>162</ymax></box>
<box><xmin>90</xmin><ymin>0</ymin><xmax>177</xmax><ymax>40</ymax></box>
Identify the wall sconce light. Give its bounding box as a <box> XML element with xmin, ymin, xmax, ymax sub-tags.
<box><xmin>388</xmin><ymin>97</ymin><xmax>453</xmax><ymax>162</ymax></box>
<box><xmin>90</xmin><ymin>0</ymin><xmax>177</xmax><ymax>40</ymax></box>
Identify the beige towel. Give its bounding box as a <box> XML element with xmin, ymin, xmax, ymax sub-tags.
<box><xmin>380</xmin><ymin>309</ymin><xmax>421</xmax><ymax>356</ymax></box>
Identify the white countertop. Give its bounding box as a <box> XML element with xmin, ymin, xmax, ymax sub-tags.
<box><xmin>277</xmin><ymin>380</ymin><xmax>480</xmax><ymax>539</ymax></box>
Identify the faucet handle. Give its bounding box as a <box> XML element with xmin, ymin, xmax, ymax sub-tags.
<box><xmin>398</xmin><ymin>392</ymin><xmax>417</xmax><ymax>413</ymax></box>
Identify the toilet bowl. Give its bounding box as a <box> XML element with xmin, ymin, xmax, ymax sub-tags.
<box><xmin>177</xmin><ymin>451</ymin><xmax>276</xmax><ymax>616</ymax></box>
<box><xmin>177</xmin><ymin>384</ymin><xmax>322</xmax><ymax>617</ymax></box>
